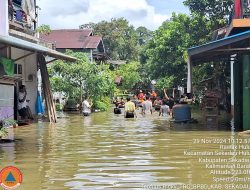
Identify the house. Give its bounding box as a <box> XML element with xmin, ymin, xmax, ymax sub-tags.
<box><xmin>40</xmin><ymin>29</ymin><xmax>107</xmax><ymax>62</ymax></box>
<box><xmin>187</xmin><ymin>1</ymin><xmax>250</xmax><ymax>131</ymax></box>
<box><xmin>0</xmin><ymin>0</ymin><xmax>76</xmax><ymax>123</ymax></box>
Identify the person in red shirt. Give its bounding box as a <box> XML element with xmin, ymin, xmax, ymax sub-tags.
<box><xmin>137</xmin><ymin>90</ymin><xmax>145</xmax><ymax>103</ymax></box>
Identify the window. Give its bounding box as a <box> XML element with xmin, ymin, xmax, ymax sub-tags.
<box><xmin>13</xmin><ymin>0</ymin><xmax>22</xmax><ymax>6</ymax></box>
<box><xmin>14</xmin><ymin>63</ymin><xmax>22</xmax><ymax>75</ymax></box>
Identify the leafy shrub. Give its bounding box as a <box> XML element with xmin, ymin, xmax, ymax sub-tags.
<box><xmin>55</xmin><ymin>103</ymin><xmax>63</xmax><ymax>111</ymax></box>
<box><xmin>0</xmin><ymin>119</ymin><xmax>13</xmax><ymax>139</ymax></box>
<box><xmin>93</xmin><ymin>97</ymin><xmax>111</xmax><ymax>111</ymax></box>
<box><xmin>94</xmin><ymin>101</ymin><xmax>108</xmax><ymax>111</ymax></box>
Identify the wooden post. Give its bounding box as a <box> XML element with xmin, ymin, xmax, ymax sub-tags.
<box><xmin>187</xmin><ymin>57</ymin><xmax>193</xmax><ymax>93</ymax></box>
<box><xmin>38</xmin><ymin>54</ymin><xmax>57</xmax><ymax>123</ymax></box>
<box><xmin>80</xmin><ymin>81</ymin><xmax>83</xmax><ymax>105</ymax></box>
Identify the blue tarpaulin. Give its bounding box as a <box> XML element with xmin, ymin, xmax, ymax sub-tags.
<box><xmin>36</xmin><ymin>91</ymin><xmax>44</xmax><ymax>115</ymax></box>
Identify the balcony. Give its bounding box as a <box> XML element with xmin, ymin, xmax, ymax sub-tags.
<box><xmin>8</xmin><ymin>0</ymin><xmax>38</xmax><ymax>43</ymax></box>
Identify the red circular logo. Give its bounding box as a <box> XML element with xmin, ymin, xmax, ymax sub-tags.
<box><xmin>0</xmin><ymin>166</ymin><xmax>22</xmax><ymax>190</ymax></box>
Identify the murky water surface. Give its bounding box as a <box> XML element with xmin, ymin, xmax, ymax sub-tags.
<box><xmin>0</xmin><ymin>111</ymin><xmax>249</xmax><ymax>190</ymax></box>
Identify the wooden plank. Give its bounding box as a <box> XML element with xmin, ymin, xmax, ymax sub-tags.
<box><xmin>38</xmin><ymin>54</ymin><xmax>57</xmax><ymax>123</ymax></box>
<box><xmin>226</xmin><ymin>19</ymin><xmax>250</xmax><ymax>36</ymax></box>
<box><xmin>46</xmin><ymin>58</ymin><xmax>57</xmax><ymax>64</ymax></box>
<box><xmin>14</xmin><ymin>52</ymin><xmax>35</xmax><ymax>62</ymax></box>
<box><xmin>38</xmin><ymin>55</ymin><xmax>51</xmax><ymax>121</ymax></box>
<box><xmin>232</xmin><ymin>18</ymin><xmax>250</xmax><ymax>27</ymax></box>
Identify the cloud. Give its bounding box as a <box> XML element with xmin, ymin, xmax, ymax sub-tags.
<box><xmin>37</xmin><ymin>0</ymin><xmax>89</xmax><ymax>16</ymax></box>
<box><xmin>37</xmin><ymin>0</ymin><xmax>171</xmax><ymax>30</ymax></box>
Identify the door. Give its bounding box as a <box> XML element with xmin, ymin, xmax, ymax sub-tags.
<box><xmin>0</xmin><ymin>83</ymin><xmax>14</xmax><ymax>121</ymax></box>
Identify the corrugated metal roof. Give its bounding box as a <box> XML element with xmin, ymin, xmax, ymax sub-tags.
<box><xmin>82</xmin><ymin>36</ymin><xmax>102</xmax><ymax>49</ymax></box>
<box><xmin>0</xmin><ymin>34</ymin><xmax>76</xmax><ymax>62</ymax></box>
<box><xmin>189</xmin><ymin>30</ymin><xmax>250</xmax><ymax>55</ymax></box>
<box><xmin>40</xmin><ymin>29</ymin><xmax>102</xmax><ymax>49</ymax></box>
<box><xmin>188</xmin><ymin>30</ymin><xmax>250</xmax><ymax>63</ymax></box>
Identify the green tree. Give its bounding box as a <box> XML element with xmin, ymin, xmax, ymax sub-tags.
<box><xmin>183</xmin><ymin>0</ymin><xmax>234</xmax><ymax>29</ymax></box>
<box><xmin>114</xmin><ymin>61</ymin><xmax>141</xmax><ymax>91</ymax></box>
<box><xmin>80</xmin><ymin>18</ymin><xmax>142</xmax><ymax>61</ymax></box>
<box><xmin>136</xmin><ymin>26</ymin><xmax>152</xmax><ymax>46</ymax></box>
<box><xmin>141</xmin><ymin>13</ymin><xmax>211</xmax><ymax>88</ymax></box>
<box><xmin>49</xmin><ymin>51</ymin><xmax>115</xmax><ymax>110</ymax></box>
<box><xmin>36</xmin><ymin>24</ymin><xmax>52</xmax><ymax>35</ymax></box>
<box><xmin>183</xmin><ymin>0</ymin><xmax>234</xmax><ymax>91</ymax></box>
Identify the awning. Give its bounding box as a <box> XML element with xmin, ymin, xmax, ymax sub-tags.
<box><xmin>188</xmin><ymin>30</ymin><xmax>250</xmax><ymax>65</ymax></box>
<box><xmin>187</xmin><ymin>30</ymin><xmax>250</xmax><ymax>93</ymax></box>
<box><xmin>0</xmin><ymin>35</ymin><xmax>77</xmax><ymax>62</ymax></box>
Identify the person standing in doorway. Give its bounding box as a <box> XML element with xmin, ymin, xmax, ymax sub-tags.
<box><xmin>82</xmin><ymin>96</ymin><xmax>91</xmax><ymax>116</ymax></box>
<box><xmin>18</xmin><ymin>85</ymin><xmax>28</xmax><ymax>120</ymax></box>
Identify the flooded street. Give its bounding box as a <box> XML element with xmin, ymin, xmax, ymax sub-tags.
<box><xmin>0</xmin><ymin>111</ymin><xmax>250</xmax><ymax>190</ymax></box>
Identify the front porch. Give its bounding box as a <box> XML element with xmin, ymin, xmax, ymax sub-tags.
<box><xmin>187</xmin><ymin>30</ymin><xmax>250</xmax><ymax>131</ymax></box>
<box><xmin>0</xmin><ymin>34</ymin><xmax>76</xmax><ymax>125</ymax></box>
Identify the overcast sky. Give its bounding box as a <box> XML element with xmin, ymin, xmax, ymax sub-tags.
<box><xmin>37</xmin><ymin>0</ymin><xmax>189</xmax><ymax>30</ymax></box>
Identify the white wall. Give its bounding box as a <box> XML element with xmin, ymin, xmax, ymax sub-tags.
<box><xmin>0</xmin><ymin>0</ymin><xmax>8</xmax><ymax>35</ymax></box>
<box><xmin>11</xmin><ymin>47</ymin><xmax>38</xmax><ymax>114</ymax></box>
<box><xmin>0</xmin><ymin>84</ymin><xmax>14</xmax><ymax>120</ymax></box>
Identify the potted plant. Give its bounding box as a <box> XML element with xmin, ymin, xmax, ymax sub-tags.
<box><xmin>0</xmin><ymin>120</ymin><xmax>8</xmax><ymax>140</ymax></box>
<box><xmin>0</xmin><ymin>119</ymin><xmax>16</xmax><ymax>142</ymax></box>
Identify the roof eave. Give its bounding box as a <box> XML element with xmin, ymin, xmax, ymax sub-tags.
<box><xmin>0</xmin><ymin>35</ymin><xmax>77</xmax><ymax>62</ymax></box>
<box><xmin>188</xmin><ymin>30</ymin><xmax>250</xmax><ymax>59</ymax></box>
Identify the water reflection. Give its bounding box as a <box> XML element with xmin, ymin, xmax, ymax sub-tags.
<box><xmin>0</xmin><ymin>111</ymin><xmax>249</xmax><ymax>189</ymax></box>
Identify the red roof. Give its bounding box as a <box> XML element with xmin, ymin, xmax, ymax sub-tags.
<box><xmin>40</xmin><ymin>29</ymin><xmax>102</xmax><ymax>49</ymax></box>
<box><xmin>82</xmin><ymin>36</ymin><xmax>102</xmax><ymax>49</ymax></box>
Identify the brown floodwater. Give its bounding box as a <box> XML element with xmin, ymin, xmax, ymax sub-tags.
<box><xmin>0</xmin><ymin>110</ymin><xmax>250</xmax><ymax>190</ymax></box>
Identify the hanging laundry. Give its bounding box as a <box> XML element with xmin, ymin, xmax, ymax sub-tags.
<box><xmin>248</xmin><ymin>0</ymin><xmax>250</xmax><ymax>8</ymax></box>
<box><xmin>36</xmin><ymin>91</ymin><xmax>44</xmax><ymax>115</ymax></box>
<box><xmin>15</xmin><ymin>10</ymin><xmax>24</xmax><ymax>22</ymax></box>
<box><xmin>0</xmin><ymin>57</ymin><xmax>14</xmax><ymax>76</ymax></box>
<box><xmin>21</xmin><ymin>0</ymin><xmax>36</xmax><ymax>21</ymax></box>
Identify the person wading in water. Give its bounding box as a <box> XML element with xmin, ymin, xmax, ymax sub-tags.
<box><xmin>82</xmin><ymin>96</ymin><xmax>91</xmax><ymax>116</ymax></box>
<box><xmin>124</xmin><ymin>97</ymin><xmax>136</xmax><ymax>118</ymax></box>
<box><xmin>142</xmin><ymin>96</ymin><xmax>153</xmax><ymax>115</ymax></box>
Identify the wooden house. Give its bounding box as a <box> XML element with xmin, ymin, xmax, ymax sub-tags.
<box><xmin>40</xmin><ymin>29</ymin><xmax>107</xmax><ymax>62</ymax></box>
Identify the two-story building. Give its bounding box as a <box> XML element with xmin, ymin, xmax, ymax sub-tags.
<box><xmin>41</xmin><ymin>29</ymin><xmax>107</xmax><ymax>62</ymax></box>
<box><xmin>40</xmin><ymin>29</ymin><xmax>107</xmax><ymax>62</ymax></box>
<box><xmin>0</xmin><ymin>0</ymin><xmax>76</xmax><ymax>124</ymax></box>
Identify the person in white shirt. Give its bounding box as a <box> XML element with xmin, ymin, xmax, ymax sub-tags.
<box><xmin>82</xmin><ymin>97</ymin><xmax>91</xmax><ymax>116</ymax></box>
<box><xmin>18</xmin><ymin>85</ymin><xmax>28</xmax><ymax>119</ymax></box>
<box><xmin>142</xmin><ymin>96</ymin><xmax>153</xmax><ymax>115</ymax></box>
<box><xmin>159</xmin><ymin>99</ymin><xmax>170</xmax><ymax>117</ymax></box>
